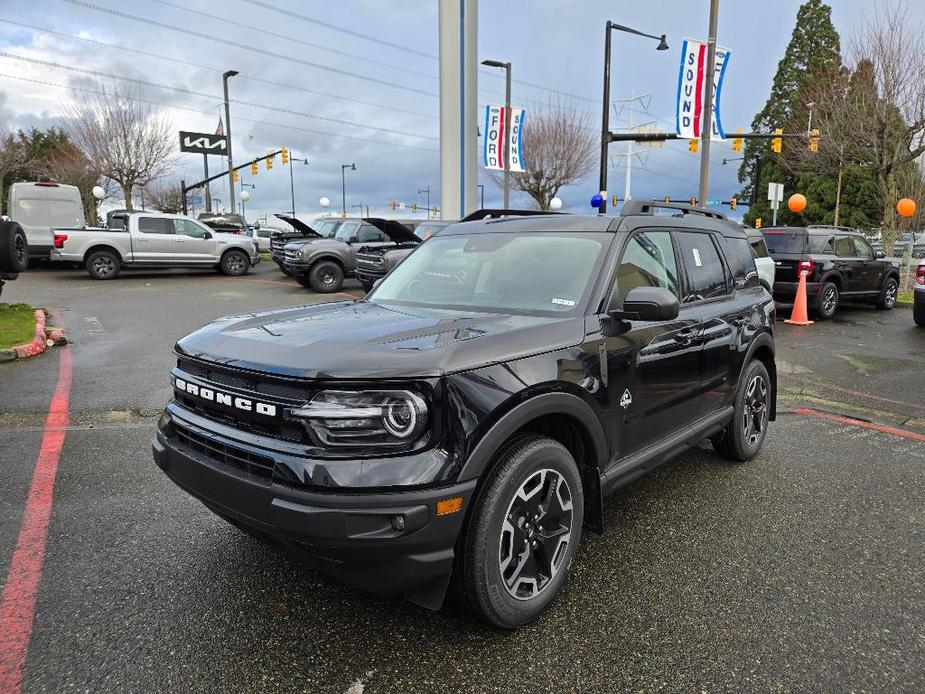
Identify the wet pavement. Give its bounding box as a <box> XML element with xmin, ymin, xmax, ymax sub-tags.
<box><xmin>1</xmin><ymin>266</ymin><xmax>923</xmax><ymax>693</ymax></box>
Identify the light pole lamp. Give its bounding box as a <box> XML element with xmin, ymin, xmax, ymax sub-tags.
<box><xmin>222</xmin><ymin>70</ymin><xmax>239</xmax><ymax>212</ymax></box>
<box><xmin>341</xmin><ymin>163</ymin><xmax>356</xmax><ymax>216</ymax></box>
<box><xmin>598</xmin><ymin>22</ymin><xmax>668</xmax><ymax>214</ymax></box>
<box><xmin>240</xmin><ymin>182</ymin><xmax>255</xmax><ymax>221</ymax></box>
<box><xmin>418</xmin><ymin>186</ymin><xmax>431</xmax><ymax>218</ymax></box>
<box><xmin>481</xmin><ymin>59</ymin><xmax>512</xmax><ymax>208</ymax></box>
<box><xmin>288</xmin><ymin>154</ymin><xmax>309</xmax><ymax>216</ymax></box>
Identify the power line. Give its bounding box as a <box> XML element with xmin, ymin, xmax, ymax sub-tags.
<box><xmin>60</xmin><ymin>0</ymin><xmax>440</xmax><ymax>98</ymax></box>
<box><xmin>0</xmin><ymin>72</ymin><xmax>439</xmax><ymax>153</ymax></box>
<box><xmin>0</xmin><ymin>52</ymin><xmax>438</xmax><ymax>142</ymax></box>
<box><xmin>151</xmin><ymin>0</ymin><xmax>437</xmax><ymax>82</ymax></box>
<box><xmin>0</xmin><ymin>19</ymin><xmax>435</xmax><ymax>121</ymax></box>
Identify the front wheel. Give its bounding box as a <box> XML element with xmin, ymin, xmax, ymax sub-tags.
<box><xmin>914</xmin><ymin>296</ymin><xmax>925</xmax><ymax>327</ymax></box>
<box><xmin>813</xmin><ymin>281</ymin><xmax>839</xmax><ymax>320</ymax></box>
<box><xmin>452</xmin><ymin>435</ymin><xmax>583</xmax><ymax>629</ymax></box>
<box><xmin>712</xmin><ymin>360</ymin><xmax>771</xmax><ymax>462</ymax></box>
<box><xmin>360</xmin><ymin>279</ymin><xmax>374</xmax><ymax>293</ymax></box>
<box><xmin>308</xmin><ymin>260</ymin><xmax>344</xmax><ymax>293</ymax></box>
<box><xmin>220</xmin><ymin>250</ymin><xmax>249</xmax><ymax>276</ymax></box>
<box><xmin>875</xmin><ymin>276</ymin><xmax>898</xmax><ymax>310</ymax></box>
<box><xmin>85</xmin><ymin>250</ymin><xmax>121</xmax><ymax>280</ymax></box>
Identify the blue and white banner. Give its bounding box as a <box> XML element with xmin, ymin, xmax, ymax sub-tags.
<box><xmin>675</xmin><ymin>38</ymin><xmax>731</xmax><ymax>141</ymax></box>
<box><xmin>483</xmin><ymin>105</ymin><xmax>526</xmax><ymax>172</ymax></box>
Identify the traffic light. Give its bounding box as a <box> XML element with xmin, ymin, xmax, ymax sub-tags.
<box><xmin>231</xmin><ymin>168</ymin><xmax>239</xmax><ymax>183</ymax></box>
<box><xmin>280</xmin><ymin>147</ymin><xmax>289</xmax><ymax>165</ymax></box>
<box><xmin>432</xmin><ymin>206</ymin><xmax>438</xmax><ymax>215</ymax></box>
<box><xmin>688</xmin><ymin>139</ymin><xmax>699</xmax><ymax>153</ymax></box>
<box><xmin>732</xmin><ymin>129</ymin><xmax>743</xmax><ymax>153</ymax></box>
<box><xmin>809</xmin><ymin>128</ymin><xmax>819</xmax><ymax>152</ymax></box>
<box><xmin>250</xmin><ymin>161</ymin><xmax>258</xmax><ymax>176</ymax></box>
<box><xmin>412</xmin><ymin>203</ymin><xmax>417</xmax><ymax>212</ymax></box>
<box><xmin>730</xmin><ymin>197</ymin><xmax>737</xmax><ymax>210</ymax></box>
<box><xmin>266</xmin><ymin>154</ymin><xmax>274</xmax><ymax>171</ymax></box>
<box><xmin>755</xmin><ymin>217</ymin><xmax>762</xmax><ymax>229</ymax></box>
<box><xmin>664</xmin><ymin>196</ymin><xmax>670</xmax><ymax>203</ymax></box>
<box><xmin>390</xmin><ymin>200</ymin><xmax>396</xmax><ymax>210</ymax></box>
<box><xmin>771</xmin><ymin>128</ymin><xmax>783</xmax><ymax>153</ymax></box>
<box><xmin>690</xmin><ymin>196</ymin><xmax>697</xmax><ymax>206</ymax></box>
<box><xmin>611</xmin><ymin>195</ymin><xmax>618</xmax><ymax>207</ymax></box>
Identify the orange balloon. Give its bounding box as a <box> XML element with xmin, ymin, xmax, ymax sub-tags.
<box><xmin>897</xmin><ymin>197</ymin><xmax>917</xmax><ymax>218</ymax></box>
<box><xmin>788</xmin><ymin>193</ymin><xmax>807</xmax><ymax>213</ymax></box>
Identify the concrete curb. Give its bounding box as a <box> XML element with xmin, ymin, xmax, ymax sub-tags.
<box><xmin>0</xmin><ymin>309</ymin><xmax>68</xmax><ymax>363</ymax></box>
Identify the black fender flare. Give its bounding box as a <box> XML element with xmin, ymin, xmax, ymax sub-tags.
<box><xmin>819</xmin><ymin>271</ymin><xmax>842</xmax><ymax>289</ymax></box>
<box><xmin>743</xmin><ymin>331</ymin><xmax>777</xmax><ymax>420</ymax></box>
<box><xmin>303</xmin><ymin>252</ymin><xmax>347</xmax><ymax>272</ymax></box>
<box><xmin>456</xmin><ymin>391</ymin><xmax>608</xmax><ymax>482</ymax></box>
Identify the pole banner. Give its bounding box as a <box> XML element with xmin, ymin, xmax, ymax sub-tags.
<box><xmin>508</xmin><ymin>107</ymin><xmax>526</xmax><ymax>173</ymax></box>
<box><xmin>483</xmin><ymin>104</ymin><xmax>505</xmax><ymax>170</ymax></box>
<box><xmin>675</xmin><ymin>39</ymin><xmax>731</xmax><ymax>141</ymax></box>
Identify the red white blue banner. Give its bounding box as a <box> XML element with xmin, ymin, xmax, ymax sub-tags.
<box><xmin>483</xmin><ymin>105</ymin><xmax>526</xmax><ymax>172</ymax></box>
<box><xmin>675</xmin><ymin>38</ymin><xmax>731</xmax><ymax>141</ymax></box>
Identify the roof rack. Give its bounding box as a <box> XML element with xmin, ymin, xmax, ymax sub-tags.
<box><xmin>459</xmin><ymin>208</ymin><xmax>559</xmax><ymax>222</ymax></box>
<box><xmin>620</xmin><ymin>200</ymin><xmax>728</xmax><ymax>220</ymax></box>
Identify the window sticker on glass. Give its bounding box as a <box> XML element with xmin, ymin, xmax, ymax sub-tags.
<box><xmin>551</xmin><ymin>297</ymin><xmax>575</xmax><ymax>307</ymax></box>
<box><xmin>692</xmin><ymin>247</ymin><xmax>703</xmax><ymax>267</ymax></box>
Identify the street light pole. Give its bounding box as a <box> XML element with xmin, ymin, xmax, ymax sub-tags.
<box><xmin>418</xmin><ymin>187</ymin><xmax>431</xmax><ymax>218</ymax></box>
<box><xmin>288</xmin><ymin>155</ymin><xmax>308</xmax><ymax>216</ymax></box>
<box><xmin>598</xmin><ymin>22</ymin><xmax>668</xmax><ymax>214</ymax></box>
<box><xmin>477</xmin><ymin>184</ymin><xmax>484</xmax><ymax>208</ymax></box>
<box><xmin>697</xmin><ymin>0</ymin><xmax>719</xmax><ymax>206</ymax></box>
<box><xmin>222</xmin><ymin>70</ymin><xmax>239</xmax><ymax>213</ymax></box>
<box><xmin>341</xmin><ymin>163</ymin><xmax>356</xmax><ymax>217</ymax></box>
<box><xmin>482</xmin><ymin>60</ymin><xmax>512</xmax><ymax>208</ymax></box>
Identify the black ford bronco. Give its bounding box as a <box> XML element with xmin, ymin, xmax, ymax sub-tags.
<box><xmin>153</xmin><ymin>201</ymin><xmax>776</xmax><ymax>629</ymax></box>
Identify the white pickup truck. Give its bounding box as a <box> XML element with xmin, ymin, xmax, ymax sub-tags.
<box><xmin>50</xmin><ymin>211</ymin><xmax>260</xmax><ymax>280</ymax></box>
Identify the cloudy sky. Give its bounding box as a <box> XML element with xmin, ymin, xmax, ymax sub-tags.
<box><xmin>1</xmin><ymin>0</ymin><xmax>921</xmax><ymax>224</ymax></box>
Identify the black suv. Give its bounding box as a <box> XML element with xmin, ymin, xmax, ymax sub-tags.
<box><xmin>762</xmin><ymin>226</ymin><xmax>900</xmax><ymax>319</ymax></box>
<box><xmin>153</xmin><ymin>202</ymin><xmax>776</xmax><ymax>629</ymax></box>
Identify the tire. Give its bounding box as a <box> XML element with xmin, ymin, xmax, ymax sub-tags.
<box><xmin>451</xmin><ymin>435</ymin><xmax>584</xmax><ymax>629</ymax></box>
<box><xmin>712</xmin><ymin>360</ymin><xmax>771</xmax><ymax>462</ymax></box>
<box><xmin>308</xmin><ymin>260</ymin><xmax>344</xmax><ymax>293</ymax></box>
<box><xmin>85</xmin><ymin>249</ymin><xmax>121</xmax><ymax>280</ymax></box>
<box><xmin>220</xmin><ymin>250</ymin><xmax>249</xmax><ymax>276</ymax></box>
<box><xmin>914</xmin><ymin>297</ymin><xmax>925</xmax><ymax>327</ymax></box>
<box><xmin>360</xmin><ymin>279</ymin><xmax>374</xmax><ymax>293</ymax></box>
<box><xmin>0</xmin><ymin>221</ymin><xmax>29</xmax><ymax>273</ymax></box>
<box><xmin>874</xmin><ymin>276</ymin><xmax>898</xmax><ymax>310</ymax></box>
<box><xmin>813</xmin><ymin>281</ymin><xmax>839</xmax><ymax>320</ymax></box>
<box><xmin>295</xmin><ymin>273</ymin><xmax>312</xmax><ymax>288</ymax></box>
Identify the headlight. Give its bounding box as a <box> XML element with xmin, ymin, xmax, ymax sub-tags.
<box><xmin>296</xmin><ymin>248</ymin><xmax>305</xmax><ymax>259</ymax></box>
<box><xmin>287</xmin><ymin>389</ymin><xmax>429</xmax><ymax>448</ymax></box>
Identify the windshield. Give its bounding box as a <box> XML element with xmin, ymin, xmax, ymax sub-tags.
<box><xmin>313</xmin><ymin>219</ymin><xmax>341</xmax><ymax>237</ymax></box>
<box><xmin>762</xmin><ymin>230</ymin><xmax>807</xmax><ymax>254</ymax></box>
<box><xmin>370</xmin><ymin>232</ymin><xmax>608</xmax><ymax>316</ymax></box>
<box><xmin>335</xmin><ymin>221</ymin><xmax>361</xmax><ymax>241</ymax></box>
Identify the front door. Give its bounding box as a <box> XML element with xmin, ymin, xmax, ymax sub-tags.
<box><xmin>851</xmin><ymin>236</ymin><xmax>884</xmax><ymax>292</ymax></box>
<box><xmin>173</xmin><ymin>218</ymin><xmax>217</xmax><ymax>263</ymax></box>
<box><xmin>604</xmin><ymin>229</ymin><xmax>703</xmax><ymax>459</ymax></box>
<box><xmin>135</xmin><ymin>216</ymin><xmax>176</xmax><ymax>262</ymax></box>
<box><xmin>834</xmin><ymin>235</ymin><xmax>866</xmax><ymax>292</ymax></box>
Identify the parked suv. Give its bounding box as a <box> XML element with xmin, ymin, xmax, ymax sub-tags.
<box><xmin>914</xmin><ymin>262</ymin><xmax>925</xmax><ymax>327</ymax></box>
<box><xmin>153</xmin><ymin>202</ymin><xmax>776</xmax><ymax>629</ymax></box>
<box><xmin>762</xmin><ymin>226</ymin><xmax>900</xmax><ymax>319</ymax></box>
<box><xmin>355</xmin><ymin>220</ymin><xmax>456</xmax><ymax>292</ymax></box>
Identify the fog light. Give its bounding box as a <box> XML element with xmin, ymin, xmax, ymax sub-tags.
<box><xmin>436</xmin><ymin>497</ymin><xmax>463</xmax><ymax>516</ymax></box>
<box><xmin>391</xmin><ymin>515</ymin><xmax>405</xmax><ymax>531</ymax></box>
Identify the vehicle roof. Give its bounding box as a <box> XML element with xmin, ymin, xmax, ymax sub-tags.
<box><xmin>762</xmin><ymin>226</ymin><xmax>865</xmax><ymax>236</ymax></box>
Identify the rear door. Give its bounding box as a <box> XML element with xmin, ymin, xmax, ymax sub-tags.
<box><xmin>173</xmin><ymin>218</ymin><xmax>217</xmax><ymax>263</ymax></box>
<box><xmin>134</xmin><ymin>216</ymin><xmax>176</xmax><ymax>262</ymax></box>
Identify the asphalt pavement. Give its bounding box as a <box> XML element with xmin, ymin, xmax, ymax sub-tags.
<box><xmin>1</xmin><ymin>264</ymin><xmax>923</xmax><ymax>693</ymax></box>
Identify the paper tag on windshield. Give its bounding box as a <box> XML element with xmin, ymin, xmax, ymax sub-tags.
<box><xmin>692</xmin><ymin>248</ymin><xmax>703</xmax><ymax>267</ymax></box>
<box><xmin>551</xmin><ymin>298</ymin><xmax>575</xmax><ymax>307</ymax></box>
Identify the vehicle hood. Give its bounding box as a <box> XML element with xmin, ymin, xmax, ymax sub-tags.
<box><xmin>283</xmin><ymin>237</ymin><xmax>346</xmax><ymax>252</ymax></box>
<box><xmin>274</xmin><ymin>213</ymin><xmax>322</xmax><ymax>237</ymax></box>
<box><xmin>214</xmin><ymin>232</ymin><xmax>250</xmax><ymax>243</ymax></box>
<box><xmin>363</xmin><ymin>217</ymin><xmax>419</xmax><ymax>244</ymax></box>
<box><xmin>175</xmin><ymin>300</ymin><xmax>583</xmax><ymax>379</ymax></box>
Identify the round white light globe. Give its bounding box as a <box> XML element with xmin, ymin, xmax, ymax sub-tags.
<box><xmin>319</xmin><ymin>196</ymin><xmax>331</xmax><ymax>208</ymax></box>
<box><xmin>240</xmin><ymin>190</ymin><xmax>251</xmax><ymax>202</ymax></box>
<box><xmin>549</xmin><ymin>197</ymin><xmax>563</xmax><ymax>211</ymax></box>
<box><xmin>92</xmin><ymin>185</ymin><xmax>105</xmax><ymax>200</ymax></box>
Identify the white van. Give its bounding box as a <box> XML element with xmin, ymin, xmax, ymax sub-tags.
<box><xmin>7</xmin><ymin>181</ymin><xmax>85</xmax><ymax>259</ymax></box>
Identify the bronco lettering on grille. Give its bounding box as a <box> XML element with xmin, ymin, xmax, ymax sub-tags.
<box><xmin>174</xmin><ymin>377</ymin><xmax>277</xmax><ymax>417</ymax></box>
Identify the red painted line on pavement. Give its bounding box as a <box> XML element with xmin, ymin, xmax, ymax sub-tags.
<box><xmin>794</xmin><ymin>407</ymin><xmax>925</xmax><ymax>442</ymax></box>
<box><xmin>0</xmin><ymin>346</ymin><xmax>72</xmax><ymax>694</ymax></box>
<box><xmin>796</xmin><ymin>377</ymin><xmax>925</xmax><ymax>412</ymax></box>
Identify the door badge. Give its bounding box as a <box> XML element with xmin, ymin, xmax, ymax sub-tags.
<box><xmin>620</xmin><ymin>389</ymin><xmax>633</xmax><ymax>410</ymax></box>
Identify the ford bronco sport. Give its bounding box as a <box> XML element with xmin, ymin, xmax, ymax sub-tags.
<box><xmin>153</xmin><ymin>201</ymin><xmax>776</xmax><ymax>629</ymax></box>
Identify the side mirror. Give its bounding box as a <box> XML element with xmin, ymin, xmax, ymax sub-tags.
<box><xmin>203</xmin><ymin>231</ymin><xmax>212</xmax><ymax>240</ymax></box>
<box><xmin>348</xmin><ymin>236</ymin><xmax>360</xmax><ymax>244</ymax></box>
<box><xmin>610</xmin><ymin>286</ymin><xmax>679</xmax><ymax>322</ymax></box>
<box><xmin>876</xmin><ymin>250</ymin><xmax>885</xmax><ymax>258</ymax></box>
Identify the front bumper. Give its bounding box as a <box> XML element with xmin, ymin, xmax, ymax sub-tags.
<box><xmin>354</xmin><ymin>267</ymin><xmax>387</xmax><ymax>284</ymax></box>
<box><xmin>152</xmin><ymin>409</ymin><xmax>475</xmax><ymax>607</ymax></box>
<box><xmin>772</xmin><ymin>280</ymin><xmax>820</xmax><ymax>303</ymax></box>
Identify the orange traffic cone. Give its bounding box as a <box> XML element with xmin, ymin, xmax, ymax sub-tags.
<box><xmin>785</xmin><ymin>270</ymin><xmax>814</xmax><ymax>326</ymax></box>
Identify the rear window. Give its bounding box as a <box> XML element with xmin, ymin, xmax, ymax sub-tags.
<box><xmin>748</xmin><ymin>235</ymin><xmax>769</xmax><ymax>258</ymax></box>
<box><xmin>138</xmin><ymin>217</ymin><xmax>174</xmax><ymax>234</ymax></box>
<box><xmin>762</xmin><ymin>230</ymin><xmax>807</xmax><ymax>254</ymax></box>
<box><xmin>808</xmin><ymin>235</ymin><xmax>835</xmax><ymax>253</ymax></box>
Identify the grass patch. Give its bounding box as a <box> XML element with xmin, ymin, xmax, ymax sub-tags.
<box><xmin>0</xmin><ymin>303</ymin><xmax>37</xmax><ymax>350</ymax></box>
<box><xmin>897</xmin><ymin>290</ymin><xmax>914</xmax><ymax>305</ymax></box>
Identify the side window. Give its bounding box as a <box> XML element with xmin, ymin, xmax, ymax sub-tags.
<box><xmin>834</xmin><ymin>236</ymin><xmax>856</xmax><ymax>257</ymax></box>
<box><xmin>357</xmin><ymin>225</ymin><xmax>385</xmax><ymax>243</ymax></box>
<box><xmin>809</xmin><ymin>235</ymin><xmax>835</xmax><ymax>254</ymax></box>
<box><xmin>175</xmin><ymin>219</ymin><xmax>209</xmax><ymax>238</ymax></box>
<box><xmin>724</xmin><ymin>237</ymin><xmax>759</xmax><ymax>288</ymax></box>
<box><xmin>852</xmin><ymin>236</ymin><xmax>874</xmax><ymax>259</ymax></box>
<box><xmin>138</xmin><ymin>217</ymin><xmax>174</xmax><ymax>234</ymax></box>
<box><xmin>676</xmin><ymin>231</ymin><xmax>729</xmax><ymax>302</ymax></box>
<box><xmin>613</xmin><ymin>230</ymin><xmax>680</xmax><ymax>305</ymax></box>
<box><xmin>748</xmin><ymin>235</ymin><xmax>769</xmax><ymax>258</ymax></box>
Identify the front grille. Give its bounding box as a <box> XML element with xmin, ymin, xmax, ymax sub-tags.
<box><xmin>178</xmin><ymin>358</ymin><xmax>309</xmax><ymax>400</ymax></box>
<box><xmin>356</xmin><ymin>254</ymin><xmax>383</xmax><ymax>269</ymax></box>
<box><xmin>174</xmin><ymin>423</ymin><xmax>275</xmax><ymax>479</ymax></box>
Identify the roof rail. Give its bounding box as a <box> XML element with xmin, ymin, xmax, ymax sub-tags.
<box><xmin>459</xmin><ymin>208</ymin><xmax>560</xmax><ymax>222</ymax></box>
<box><xmin>620</xmin><ymin>199</ymin><xmax>728</xmax><ymax>220</ymax></box>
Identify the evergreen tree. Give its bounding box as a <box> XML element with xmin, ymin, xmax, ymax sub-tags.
<box><xmin>738</xmin><ymin>0</ymin><xmax>841</xmax><ymax>226</ymax></box>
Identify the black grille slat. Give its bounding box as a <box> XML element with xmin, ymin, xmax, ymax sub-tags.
<box><xmin>175</xmin><ymin>424</ymin><xmax>275</xmax><ymax>478</ymax></box>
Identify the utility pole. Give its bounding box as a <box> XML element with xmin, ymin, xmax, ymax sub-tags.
<box><xmin>611</xmin><ymin>92</ymin><xmax>654</xmax><ymax>203</ymax></box>
<box><xmin>418</xmin><ymin>187</ymin><xmax>431</xmax><ymax>218</ymax></box>
<box><xmin>222</xmin><ymin>70</ymin><xmax>238</xmax><ymax>213</ymax></box>
<box><xmin>697</xmin><ymin>0</ymin><xmax>720</xmax><ymax>205</ymax></box>
<box><xmin>203</xmin><ymin>153</ymin><xmax>211</xmax><ymax>212</ymax></box>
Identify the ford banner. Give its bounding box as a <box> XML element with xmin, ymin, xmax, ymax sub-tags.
<box><xmin>675</xmin><ymin>39</ymin><xmax>731</xmax><ymax>141</ymax></box>
<box><xmin>483</xmin><ymin>105</ymin><xmax>526</xmax><ymax>172</ymax></box>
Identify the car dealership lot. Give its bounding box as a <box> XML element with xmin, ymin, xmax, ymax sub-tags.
<box><xmin>2</xmin><ymin>266</ymin><xmax>924</xmax><ymax>693</ymax></box>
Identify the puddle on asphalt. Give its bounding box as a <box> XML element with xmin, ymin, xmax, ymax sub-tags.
<box><xmin>836</xmin><ymin>352</ymin><xmax>917</xmax><ymax>375</ymax></box>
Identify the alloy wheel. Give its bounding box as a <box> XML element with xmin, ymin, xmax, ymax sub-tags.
<box><xmin>94</xmin><ymin>256</ymin><xmax>114</xmax><ymax>278</ymax></box>
<box><xmin>742</xmin><ymin>374</ymin><xmax>768</xmax><ymax>448</ymax></box>
<box><xmin>321</xmin><ymin>271</ymin><xmax>335</xmax><ymax>286</ymax></box>
<box><xmin>14</xmin><ymin>234</ymin><xmax>26</xmax><ymax>266</ymax></box>
<box><xmin>822</xmin><ymin>286</ymin><xmax>837</xmax><ymax>315</ymax></box>
<box><xmin>227</xmin><ymin>254</ymin><xmax>244</xmax><ymax>273</ymax></box>
<box><xmin>884</xmin><ymin>282</ymin><xmax>897</xmax><ymax>307</ymax></box>
<box><xmin>498</xmin><ymin>468</ymin><xmax>573</xmax><ymax>600</ymax></box>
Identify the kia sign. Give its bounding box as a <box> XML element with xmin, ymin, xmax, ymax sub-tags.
<box><xmin>179</xmin><ymin>131</ymin><xmax>228</xmax><ymax>155</ymax></box>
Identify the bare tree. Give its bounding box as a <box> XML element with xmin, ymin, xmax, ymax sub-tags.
<box><xmin>39</xmin><ymin>144</ymin><xmax>109</xmax><ymax>225</ymax></box>
<box><xmin>68</xmin><ymin>85</ymin><xmax>176</xmax><ymax>211</ymax></box>
<box><xmin>804</xmin><ymin>3</ymin><xmax>925</xmax><ymax>251</ymax></box>
<box><xmin>146</xmin><ymin>178</ymin><xmax>185</xmax><ymax>214</ymax></box>
<box><xmin>489</xmin><ymin>99</ymin><xmax>597</xmax><ymax>210</ymax></box>
<box><xmin>0</xmin><ymin>129</ymin><xmax>32</xmax><ymax>216</ymax></box>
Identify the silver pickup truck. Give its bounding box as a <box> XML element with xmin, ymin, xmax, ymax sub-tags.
<box><xmin>50</xmin><ymin>211</ymin><xmax>259</xmax><ymax>280</ymax></box>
